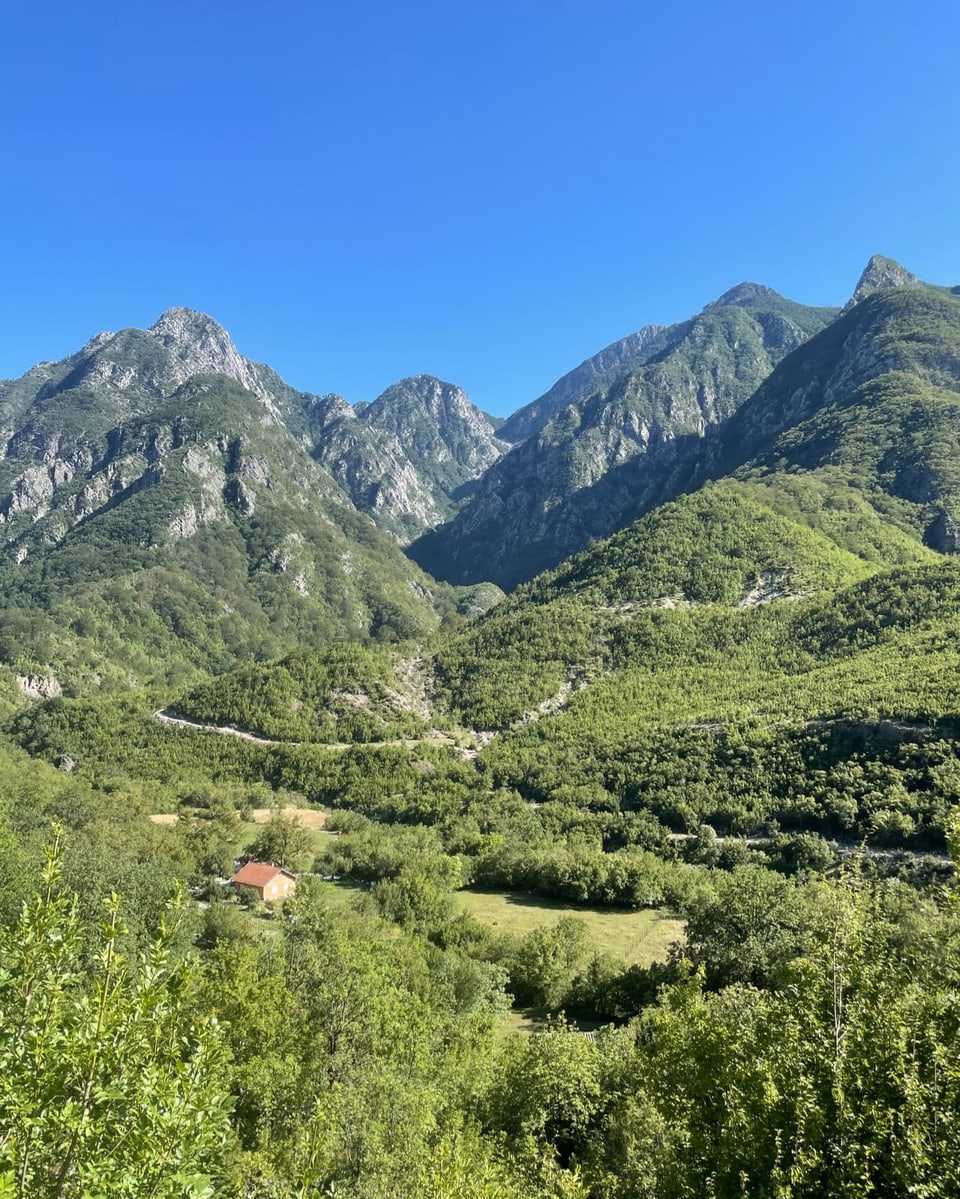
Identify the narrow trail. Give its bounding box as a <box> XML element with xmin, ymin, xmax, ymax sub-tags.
<box><xmin>153</xmin><ymin>657</ymin><xmax>589</xmax><ymax>760</ymax></box>
<box><xmin>668</xmin><ymin>830</ymin><xmax>953</xmax><ymax>866</ymax></box>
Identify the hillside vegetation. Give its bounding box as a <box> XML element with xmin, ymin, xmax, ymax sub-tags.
<box><xmin>5</xmin><ymin>260</ymin><xmax>960</xmax><ymax>1196</ymax></box>
<box><xmin>174</xmin><ymin>643</ymin><xmax>432</xmax><ymax>743</ymax></box>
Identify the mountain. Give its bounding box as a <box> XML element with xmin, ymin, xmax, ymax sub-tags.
<box><xmin>654</xmin><ymin>258</ymin><xmax>960</xmax><ymax>549</ymax></box>
<box><xmin>0</xmin><ymin>308</ymin><xmax>307</xmax><ymax>438</ymax></box>
<box><xmin>842</xmin><ymin>252</ymin><xmax>919</xmax><ymax>310</ymax></box>
<box><xmin>4</xmin><ymin>254</ymin><xmax>958</xmax><ymax>698</ymax></box>
<box><xmin>497</xmin><ymin>322</ymin><xmax>671</xmax><ymax>444</ymax></box>
<box><xmin>0</xmin><ymin>312</ymin><xmax>465</xmax><ymax>689</ymax></box>
<box><xmin>417</xmin><ymin>258</ymin><xmax>960</xmax><ymax>835</ymax></box>
<box><xmin>310</xmin><ymin>375</ymin><xmax>506</xmax><ymax>543</ymax></box>
<box><xmin>9</xmin><ymin>260</ymin><xmax>960</xmax><ymax>1199</ymax></box>
<box><xmin>0</xmin><ymin>309</ymin><xmax>507</xmax><ymax>547</ymax></box>
<box><xmin>409</xmin><ymin>287</ymin><xmax>839</xmax><ymax>588</ymax></box>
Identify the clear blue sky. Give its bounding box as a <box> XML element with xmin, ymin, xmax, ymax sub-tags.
<box><xmin>2</xmin><ymin>0</ymin><xmax>959</xmax><ymax>415</ymax></box>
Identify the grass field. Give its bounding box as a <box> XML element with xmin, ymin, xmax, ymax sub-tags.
<box><xmin>235</xmin><ymin>820</ymin><xmax>336</xmax><ymax>857</ymax></box>
<box><xmin>248</xmin><ymin>806</ymin><xmax>327</xmax><ymax>828</ymax></box>
<box><xmin>309</xmin><ymin>878</ymin><xmax>367</xmax><ymax>908</ymax></box>
<box><xmin>455</xmin><ymin>889</ymin><xmax>684</xmax><ymax>966</ymax></box>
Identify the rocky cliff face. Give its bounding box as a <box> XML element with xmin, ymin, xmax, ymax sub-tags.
<box><xmin>311</xmin><ymin>375</ymin><xmax>507</xmax><ymax>543</ymax></box>
<box><xmin>361</xmin><ymin>376</ymin><xmax>503</xmax><ymax>475</ymax></box>
<box><xmin>843</xmin><ymin>254</ymin><xmax>919</xmax><ymax>311</ymax></box>
<box><xmin>0</xmin><ymin>366</ymin><xmax>340</xmax><ymax>562</ymax></box>
<box><xmin>145</xmin><ymin>308</ymin><xmax>287</xmax><ymax>417</ymax></box>
<box><xmin>410</xmin><ymin>288</ymin><xmax>838</xmax><ymax>588</ymax></box>
<box><xmin>9</xmin><ymin>309</ymin><xmax>294</xmax><ymax>421</ymax></box>
<box><xmin>0</xmin><ymin>311</ymin><xmax>509</xmax><ymax>558</ymax></box>
<box><xmin>0</xmin><ymin>309</ymin><xmax>310</xmax><ymax>557</ymax></box>
<box><xmin>498</xmin><ymin>323</ymin><xmax>671</xmax><ymax>444</ymax></box>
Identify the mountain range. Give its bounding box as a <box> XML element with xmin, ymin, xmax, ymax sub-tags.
<box><xmin>6</xmin><ymin>252</ymin><xmax>960</xmax><ymax>1199</ymax></box>
<box><xmin>0</xmin><ymin>309</ymin><xmax>501</xmax><ymax>688</ymax></box>
<box><xmin>410</xmin><ymin>283</ymin><xmax>840</xmax><ymax>586</ymax></box>
<box><xmin>1</xmin><ymin>253</ymin><xmax>959</xmax><ymax>702</ymax></box>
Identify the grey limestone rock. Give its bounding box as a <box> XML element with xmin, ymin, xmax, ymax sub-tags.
<box><xmin>844</xmin><ymin>255</ymin><xmax>918</xmax><ymax>311</ymax></box>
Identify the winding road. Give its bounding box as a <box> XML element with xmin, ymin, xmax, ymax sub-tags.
<box><xmin>152</xmin><ymin>708</ymin><xmax>468</xmax><ymax>755</ymax></box>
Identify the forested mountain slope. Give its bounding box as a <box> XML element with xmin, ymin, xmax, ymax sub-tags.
<box><xmin>409</xmin><ymin>286</ymin><xmax>839</xmax><ymax>588</ymax></box>
<box><xmin>0</xmin><ymin>316</ymin><xmax>472</xmax><ymax>689</ymax></box>
<box><xmin>427</xmin><ymin>253</ymin><xmax>960</xmax><ymax>842</ymax></box>
<box><xmin>657</xmin><ymin>259</ymin><xmax>960</xmax><ymax>543</ymax></box>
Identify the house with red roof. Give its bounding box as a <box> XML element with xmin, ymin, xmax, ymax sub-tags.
<box><xmin>230</xmin><ymin>861</ymin><xmax>297</xmax><ymax>902</ymax></box>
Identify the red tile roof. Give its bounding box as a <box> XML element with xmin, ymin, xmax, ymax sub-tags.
<box><xmin>231</xmin><ymin>862</ymin><xmax>296</xmax><ymax>887</ymax></box>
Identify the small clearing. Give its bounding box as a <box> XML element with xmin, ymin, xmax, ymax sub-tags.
<box><xmin>389</xmin><ymin>653</ymin><xmax>434</xmax><ymax>722</ymax></box>
<box><xmin>515</xmin><ymin>676</ymin><xmax>589</xmax><ymax>728</ymax></box>
<box><xmin>456</xmin><ymin>890</ymin><xmax>684</xmax><ymax>966</ymax></box>
<box><xmin>739</xmin><ymin>570</ymin><xmax>802</xmax><ymax>607</ymax></box>
<box><xmin>149</xmin><ymin>806</ymin><xmax>327</xmax><ymax>829</ymax></box>
<box><xmin>249</xmin><ymin>806</ymin><xmax>327</xmax><ymax>829</ymax></box>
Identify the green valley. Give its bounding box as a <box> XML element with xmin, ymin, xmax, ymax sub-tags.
<box><xmin>4</xmin><ymin>258</ymin><xmax>960</xmax><ymax>1196</ymax></box>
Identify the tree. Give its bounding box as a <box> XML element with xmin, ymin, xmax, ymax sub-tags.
<box><xmin>509</xmin><ymin>917</ymin><xmax>590</xmax><ymax>1008</ymax></box>
<box><xmin>179</xmin><ymin>791</ymin><xmax>242</xmax><ymax>878</ymax></box>
<box><xmin>622</xmin><ymin>872</ymin><xmax>960</xmax><ymax>1199</ymax></box>
<box><xmin>0</xmin><ymin>831</ymin><xmax>233</xmax><ymax>1198</ymax></box>
<box><xmin>486</xmin><ymin>1018</ymin><xmax>605</xmax><ymax>1169</ymax></box>
<box><xmin>683</xmin><ymin>865</ymin><xmax>810</xmax><ymax>987</ymax></box>
<box><xmin>248</xmin><ymin>809</ymin><xmax>313</xmax><ymax>870</ymax></box>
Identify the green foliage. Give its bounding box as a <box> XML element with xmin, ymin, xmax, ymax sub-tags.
<box><xmin>0</xmin><ymin>835</ymin><xmax>232</xmax><ymax>1197</ymax></box>
<box><xmin>465</xmin><ymin>562</ymin><xmax>960</xmax><ymax>849</ymax></box>
<box><xmin>534</xmin><ymin>474</ymin><xmax>933</xmax><ymax>608</ymax></box>
<box><xmin>179</xmin><ymin>793</ymin><xmax>243</xmax><ymax>878</ymax></box>
<box><xmin>176</xmin><ymin>642</ymin><xmax>430</xmax><ymax>743</ymax></box>
<box><xmin>682</xmin><ymin>866</ymin><xmax>813</xmax><ymax>987</ymax></box>
<box><xmin>610</xmin><ymin>874</ymin><xmax>960</xmax><ymax>1198</ymax></box>
<box><xmin>435</xmin><ymin>594</ymin><xmax>604</xmax><ymax>729</ymax></box>
<box><xmin>248</xmin><ymin>809</ymin><xmax>314</xmax><ymax>871</ymax></box>
<box><xmin>507</xmin><ymin>917</ymin><xmax>591</xmax><ymax>1008</ymax></box>
<box><xmin>487</xmin><ymin>1019</ymin><xmax>604</xmax><ymax>1158</ymax></box>
<box><xmin>199</xmin><ymin>887</ymin><xmax>516</xmax><ymax>1197</ymax></box>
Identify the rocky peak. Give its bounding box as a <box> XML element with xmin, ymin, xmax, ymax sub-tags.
<box><xmin>361</xmin><ymin>376</ymin><xmax>504</xmax><ymax>459</ymax></box>
<box><xmin>146</xmin><ymin>308</ymin><xmax>273</xmax><ymax>406</ymax></box>
<box><xmin>411</xmin><ymin>284</ymin><xmax>839</xmax><ymax>589</ymax></box>
<box><xmin>306</xmin><ymin>393</ymin><xmax>355</xmax><ymax>432</ymax></box>
<box><xmin>85</xmin><ymin>330</ymin><xmax>117</xmax><ymax>350</ymax></box>
<box><xmin>703</xmin><ymin>282</ymin><xmax>781</xmax><ymax>310</ymax></box>
<box><xmin>844</xmin><ymin>255</ymin><xmax>918</xmax><ymax>311</ymax></box>
<box><xmin>363</xmin><ymin>375</ymin><xmax>483</xmax><ymax>423</ymax></box>
<box><xmin>148</xmin><ymin>306</ymin><xmax>232</xmax><ymax>348</ymax></box>
<box><xmin>308</xmin><ymin>374</ymin><xmax>506</xmax><ymax>543</ymax></box>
